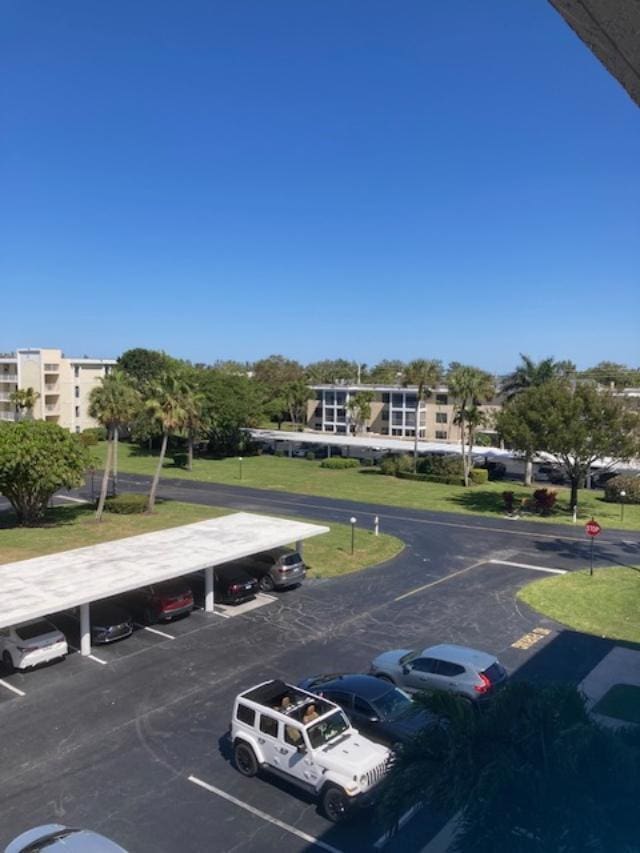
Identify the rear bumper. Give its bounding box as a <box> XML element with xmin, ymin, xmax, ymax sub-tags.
<box><xmin>159</xmin><ymin>603</ymin><xmax>193</xmax><ymax>620</ymax></box>
<box><xmin>273</xmin><ymin>570</ymin><xmax>306</xmax><ymax>589</ymax></box>
<box><xmin>93</xmin><ymin>625</ymin><xmax>133</xmax><ymax>644</ymax></box>
<box><xmin>224</xmin><ymin>592</ymin><xmax>256</xmax><ymax>605</ymax></box>
<box><xmin>17</xmin><ymin>643</ymin><xmax>67</xmax><ymax>669</ymax></box>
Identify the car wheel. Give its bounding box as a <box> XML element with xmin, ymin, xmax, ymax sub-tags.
<box><xmin>2</xmin><ymin>651</ymin><xmax>14</xmax><ymax>673</ymax></box>
<box><xmin>234</xmin><ymin>741</ymin><xmax>258</xmax><ymax>777</ymax></box>
<box><xmin>259</xmin><ymin>574</ymin><xmax>275</xmax><ymax>593</ymax></box>
<box><xmin>322</xmin><ymin>785</ymin><xmax>349</xmax><ymax>823</ymax></box>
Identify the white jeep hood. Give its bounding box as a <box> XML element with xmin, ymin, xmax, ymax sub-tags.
<box><xmin>316</xmin><ymin>731</ymin><xmax>389</xmax><ymax>775</ymax></box>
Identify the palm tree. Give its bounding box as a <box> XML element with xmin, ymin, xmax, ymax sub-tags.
<box><xmin>502</xmin><ymin>354</ymin><xmax>568</xmax><ymax>484</ymax></box>
<box><xmin>145</xmin><ymin>372</ymin><xmax>188</xmax><ymax>512</ymax></box>
<box><xmin>347</xmin><ymin>390</ymin><xmax>375</xmax><ymax>435</ymax></box>
<box><xmin>181</xmin><ymin>382</ymin><xmax>208</xmax><ymax>472</ymax></box>
<box><xmin>403</xmin><ymin>360</ymin><xmax>442</xmax><ymax>471</ymax></box>
<box><xmin>449</xmin><ymin>365</ymin><xmax>495</xmax><ymax>486</ymax></box>
<box><xmin>9</xmin><ymin>387</ymin><xmax>40</xmax><ymax>420</ymax></box>
<box><xmin>88</xmin><ymin>371</ymin><xmax>140</xmax><ymax>521</ymax></box>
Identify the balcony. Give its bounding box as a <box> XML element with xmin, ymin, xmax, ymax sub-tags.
<box><xmin>45</xmin><ymin>384</ymin><xmax>59</xmax><ymax>393</ymax></box>
<box><xmin>0</xmin><ymin>374</ymin><xmax>18</xmax><ymax>383</ymax></box>
<box><xmin>0</xmin><ymin>411</ymin><xmax>17</xmax><ymax>421</ymax></box>
<box><xmin>0</xmin><ymin>392</ymin><xmax>15</xmax><ymax>402</ymax></box>
<box><xmin>44</xmin><ymin>363</ymin><xmax>60</xmax><ymax>373</ymax></box>
<box><xmin>44</xmin><ymin>403</ymin><xmax>59</xmax><ymax>413</ymax></box>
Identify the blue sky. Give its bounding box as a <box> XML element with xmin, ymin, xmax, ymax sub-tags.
<box><xmin>1</xmin><ymin>1</ymin><xmax>638</xmax><ymax>371</ymax></box>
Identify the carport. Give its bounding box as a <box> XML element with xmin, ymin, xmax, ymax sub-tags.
<box><xmin>0</xmin><ymin>512</ymin><xmax>329</xmax><ymax>658</ymax></box>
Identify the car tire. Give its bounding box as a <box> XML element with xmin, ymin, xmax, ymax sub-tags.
<box><xmin>322</xmin><ymin>785</ymin><xmax>349</xmax><ymax>823</ymax></box>
<box><xmin>259</xmin><ymin>575</ymin><xmax>275</xmax><ymax>593</ymax></box>
<box><xmin>234</xmin><ymin>741</ymin><xmax>259</xmax><ymax>777</ymax></box>
<box><xmin>2</xmin><ymin>651</ymin><xmax>14</xmax><ymax>673</ymax></box>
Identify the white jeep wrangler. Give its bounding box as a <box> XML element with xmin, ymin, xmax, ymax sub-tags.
<box><xmin>231</xmin><ymin>679</ymin><xmax>391</xmax><ymax>822</ymax></box>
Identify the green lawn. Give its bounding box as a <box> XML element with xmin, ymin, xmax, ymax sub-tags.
<box><xmin>89</xmin><ymin>441</ymin><xmax>640</xmax><ymax>531</ymax></box>
<box><xmin>518</xmin><ymin>567</ymin><xmax>640</xmax><ymax>645</ymax></box>
<box><xmin>0</xmin><ymin>500</ymin><xmax>403</xmax><ymax>578</ymax></box>
<box><xmin>593</xmin><ymin>685</ymin><xmax>640</xmax><ymax>724</ymax></box>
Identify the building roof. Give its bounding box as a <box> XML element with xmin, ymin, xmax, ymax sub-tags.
<box><xmin>0</xmin><ymin>512</ymin><xmax>329</xmax><ymax>630</ymax></box>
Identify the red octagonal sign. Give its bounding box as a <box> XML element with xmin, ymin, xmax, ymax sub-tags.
<box><xmin>586</xmin><ymin>520</ymin><xmax>601</xmax><ymax>537</ymax></box>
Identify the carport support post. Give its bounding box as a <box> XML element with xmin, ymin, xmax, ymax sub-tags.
<box><xmin>296</xmin><ymin>540</ymin><xmax>303</xmax><ymax>559</ymax></box>
<box><xmin>205</xmin><ymin>567</ymin><xmax>214</xmax><ymax>613</ymax></box>
<box><xmin>80</xmin><ymin>603</ymin><xmax>91</xmax><ymax>657</ymax></box>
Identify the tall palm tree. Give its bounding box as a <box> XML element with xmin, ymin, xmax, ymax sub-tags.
<box><xmin>502</xmin><ymin>354</ymin><xmax>568</xmax><ymax>483</ymax></box>
<box><xmin>347</xmin><ymin>390</ymin><xmax>375</xmax><ymax>435</ymax></box>
<box><xmin>146</xmin><ymin>372</ymin><xmax>188</xmax><ymax>512</ymax></box>
<box><xmin>449</xmin><ymin>365</ymin><xmax>495</xmax><ymax>486</ymax></box>
<box><xmin>181</xmin><ymin>382</ymin><xmax>208</xmax><ymax>472</ymax></box>
<box><xmin>88</xmin><ymin>371</ymin><xmax>140</xmax><ymax>521</ymax></box>
<box><xmin>9</xmin><ymin>387</ymin><xmax>40</xmax><ymax>420</ymax></box>
<box><xmin>403</xmin><ymin>360</ymin><xmax>443</xmax><ymax>471</ymax></box>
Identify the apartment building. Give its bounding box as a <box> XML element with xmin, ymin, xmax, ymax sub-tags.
<box><xmin>306</xmin><ymin>384</ymin><xmax>500</xmax><ymax>444</ymax></box>
<box><xmin>0</xmin><ymin>348</ymin><xmax>116</xmax><ymax>432</ymax></box>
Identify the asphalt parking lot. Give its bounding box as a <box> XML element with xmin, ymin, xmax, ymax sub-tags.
<box><xmin>1</xmin><ymin>476</ymin><xmax>638</xmax><ymax>852</ymax></box>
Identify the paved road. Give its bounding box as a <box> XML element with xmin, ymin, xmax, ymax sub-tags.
<box><xmin>0</xmin><ymin>476</ymin><xmax>638</xmax><ymax>852</ymax></box>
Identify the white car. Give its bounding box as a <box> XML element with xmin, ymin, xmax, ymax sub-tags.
<box><xmin>231</xmin><ymin>679</ymin><xmax>391</xmax><ymax>822</ymax></box>
<box><xmin>0</xmin><ymin>619</ymin><xmax>68</xmax><ymax>672</ymax></box>
<box><xmin>5</xmin><ymin>824</ymin><xmax>128</xmax><ymax>852</ymax></box>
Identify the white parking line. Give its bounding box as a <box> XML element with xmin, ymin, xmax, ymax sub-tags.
<box><xmin>394</xmin><ymin>560</ymin><xmax>485</xmax><ymax>602</ymax></box>
<box><xmin>56</xmin><ymin>495</ymin><xmax>88</xmax><ymax>504</ymax></box>
<box><xmin>135</xmin><ymin>624</ymin><xmax>176</xmax><ymax>640</ymax></box>
<box><xmin>0</xmin><ymin>678</ymin><xmax>25</xmax><ymax>697</ymax></box>
<box><xmin>68</xmin><ymin>646</ymin><xmax>108</xmax><ymax>665</ymax></box>
<box><xmin>187</xmin><ymin>775</ymin><xmax>344</xmax><ymax>853</ymax></box>
<box><xmin>488</xmin><ymin>559</ymin><xmax>567</xmax><ymax>575</ymax></box>
<box><xmin>374</xmin><ymin>804</ymin><xmax>421</xmax><ymax>849</ymax></box>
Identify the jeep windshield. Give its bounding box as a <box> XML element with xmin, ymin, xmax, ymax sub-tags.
<box><xmin>307</xmin><ymin>710</ymin><xmax>350</xmax><ymax>748</ymax></box>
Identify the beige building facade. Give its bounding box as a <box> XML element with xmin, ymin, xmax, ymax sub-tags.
<box><xmin>306</xmin><ymin>384</ymin><xmax>500</xmax><ymax>444</ymax></box>
<box><xmin>0</xmin><ymin>348</ymin><xmax>116</xmax><ymax>432</ymax></box>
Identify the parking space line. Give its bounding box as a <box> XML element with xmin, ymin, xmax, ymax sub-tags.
<box><xmin>56</xmin><ymin>495</ymin><xmax>89</xmax><ymax>504</ymax></box>
<box><xmin>187</xmin><ymin>775</ymin><xmax>344</xmax><ymax>853</ymax></box>
<box><xmin>488</xmin><ymin>559</ymin><xmax>566</xmax><ymax>575</ymax></box>
<box><xmin>0</xmin><ymin>678</ymin><xmax>25</xmax><ymax>697</ymax></box>
<box><xmin>68</xmin><ymin>645</ymin><xmax>109</xmax><ymax>664</ymax></box>
<box><xmin>135</xmin><ymin>624</ymin><xmax>176</xmax><ymax>640</ymax></box>
<box><xmin>394</xmin><ymin>560</ymin><xmax>485</xmax><ymax>602</ymax></box>
<box><xmin>374</xmin><ymin>804</ymin><xmax>421</xmax><ymax>849</ymax></box>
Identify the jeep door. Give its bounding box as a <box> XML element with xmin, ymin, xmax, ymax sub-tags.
<box><xmin>257</xmin><ymin>713</ymin><xmax>281</xmax><ymax>767</ymax></box>
<box><xmin>281</xmin><ymin>725</ymin><xmax>322</xmax><ymax>788</ymax></box>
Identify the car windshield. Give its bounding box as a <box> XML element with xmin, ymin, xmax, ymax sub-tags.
<box><xmin>282</xmin><ymin>552</ymin><xmax>302</xmax><ymax>565</ymax></box>
<box><xmin>399</xmin><ymin>649</ymin><xmax>419</xmax><ymax>665</ymax></box>
<box><xmin>307</xmin><ymin>710</ymin><xmax>350</xmax><ymax>748</ymax></box>
<box><xmin>16</xmin><ymin>621</ymin><xmax>54</xmax><ymax>640</ymax></box>
<box><xmin>372</xmin><ymin>687</ymin><xmax>413</xmax><ymax>720</ymax></box>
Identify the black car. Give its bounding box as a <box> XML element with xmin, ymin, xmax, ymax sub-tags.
<box><xmin>298</xmin><ymin>673</ymin><xmax>436</xmax><ymax>747</ymax></box>
<box><xmin>214</xmin><ymin>565</ymin><xmax>258</xmax><ymax>605</ymax></box>
<box><xmin>67</xmin><ymin>601</ymin><xmax>133</xmax><ymax>644</ymax></box>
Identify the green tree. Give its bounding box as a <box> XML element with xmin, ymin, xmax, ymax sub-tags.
<box><xmin>497</xmin><ymin>380</ymin><xmax>640</xmax><ymax>511</ymax></box>
<box><xmin>581</xmin><ymin>361</ymin><xmax>638</xmax><ymax>389</ymax></box>
<box><xmin>368</xmin><ymin>359</ymin><xmax>406</xmax><ymax>384</ymax></box>
<box><xmin>281</xmin><ymin>380</ymin><xmax>313</xmax><ymax>427</ymax></box>
<box><xmin>0</xmin><ymin>421</ymin><xmax>89</xmax><ymax>525</ymax></box>
<box><xmin>8</xmin><ymin>387</ymin><xmax>41</xmax><ymax>421</ymax></box>
<box><xmin>252</xmin><ymin>354</ymin><xmax>304</xmax><ymax>389</ymax></box>
<box><xmin>117</xmin><ymin>348</ymin><xmax>176</xmax><ymax>389</ymax></box>
<box><xmin>88</xmin><ymin>370</ymin><xmax>140</xmax><ymax>520</ymax></box>
<box><xmin>347</xmin><ymin>390</ymin><xmax>375</xmax><ymax>434</ymax></box>
<box><xmin>403</xmin><ymin>360</ymin><xmax>443</xmax><ymax>471</ymax></box>
<box><xmin>449</xmin><ymin>365</ymin><xmax>495</xmax><ymax>486</ymax></box>
<box><xmin>145</xmin><ymin>372</ymin><xmax>188</xmax><ymax>512</ymax></box>
<box><xmin>181</xmin><ymin>378</ymin><xmax>209</xmax><ymax>472</ymax></box>
<box><xmin>198</xmin><ymin>370</ymin><xmax>264</xmax><ymax>456</ymax></box>
<box><xmin>304</xmin><ymin>359</ymin><xmax>359</xmax><ymax>384</ymax></box>
<box><xmin>379</xmin><ymin>683</ymin><xmax>640</xmax><ymax>852</ymax></box>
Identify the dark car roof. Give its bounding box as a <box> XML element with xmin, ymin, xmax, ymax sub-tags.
<box><xmin>91</xmin><ymin>602</ymin><xmax>130</xmax><ymax>621</ymax></box>
<box><xmin>306</xmin><ymin>674</ymin><xmax>392</xmax><ymax>701</ymax></box>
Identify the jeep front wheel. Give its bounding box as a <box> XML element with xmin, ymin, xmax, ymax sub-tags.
<box><xmin>234</xmin><ymin>741</ymin><xmax>258</xmax><ymax>777</ymax></box>
<box><xmin>322</xmin><ymin>785</ymin><xmax>349</xmax><ymax>822</ymax></box>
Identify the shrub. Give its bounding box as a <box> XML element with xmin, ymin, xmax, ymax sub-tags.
<box><xmin>503</xmin><ymin>491</ymin><xmax>516</xmax><ymax>513</ymax></box>
<box><xmin>380</xmin><ymin>454</ymin><xmax>413</xmax><ymax>476</ymax></box>
<box><xmin>105</xmin><ymin>493</ymin><xmax>148</xmax><ymax>514</ymax></box>
<box><xmin>533</xmin><ymin>488</ymin><xmax>557</xmax><ymax>515</ymax></box>
<box><xmin>305</xmin><ymin>451</ymin><xmax>316</xmax><ymax>461</ymax></box>
<box><xmin>320</xmin><ymin>457</ymin><xmax>360</xmax><ymax>469</ymax></box>
<box><xmin>78</xmin><ymin>431</ymin><xmax>98</xmax><ymax>447</ymax></box>
<box><xmin>172</xmin><ymin>452</ymin><xmax>188</xmax><ymax>468</ymax></box>
<box><xmin>470</xmin><ymin>468</ymin><xmax>489</xmax><ymax>485</ymax></box>
<box><xmin>397</xmin><ymin>471</ymin><xmax>462</xmax><ymax>485</ymax></box>
<box><xmin>274</xmin><ymin>449</ymin><xmax>285</xmax><ymax>457</ymax></box>
<box><xmin>604</xmin><ymin>474</ymin><xmax>640</xmax><ymax>504</ymax></box>
<box><xmin>416</xmin><ymin>453</ymin><xmax>463</xmax><ymax>479</ymax></box>
<box><xmin>83</xmin><ymin>426</ymin><xmax>107</xmax><ymax>442</ymax></box>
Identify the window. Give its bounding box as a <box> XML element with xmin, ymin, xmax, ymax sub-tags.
<box><xmin>336</xmin><ymin>392</ymin><xmax>346</xmax><ymax>405</ymax></box>
<box><xmin>75</xmin><ymin>406</ymin><xmax>80</xmax><ymax>418</ymax></box>
<box><xmin>74</xmin><ymin>366</ymin><xmax>79</xmax><ymax>378</ymax></box>
<box><xmin>353</xmin><ymin>696</ymin><xmax>374</xmax><ymax>716</ymax></box>
<box><xmin>75</xmin><ymin>426</ymin><xmax>80</xmax><ymax>434</ymax></box>
<box><xmin>435</xmin><ymin>394</ymin><xmax>448</xmax><ymax>405</ymax></box>
<box><xmin>336</xmin><ymin>408</ymin><xmax>346</xmax><ymax>421</ymax></box>
<box><xmin>405</xmin><ymin>394</ymin><xmax>417</xmax><ymax>408</ymax></box>
<box><xmin>381</xmin><ymin>409</ymin><xmax>389</xmax><ymax>420</ymax></box>
<box><xmin>236</xmin><ymin>704</ymin><xmax>256</xmax><ymax>726</ymax></box>
<box><xmin>381</xmin><ymin>393</ymin><xmax>390</xmax><ymax>404</ymax></box>
<box><xmin>391</xmin><ymin>393</ymin><xmax>403</xmax><ymax>407</ymax></box>
<box><xmin>74</xmin><ymin>386</ymin><xmax>80</xmax><ymax>399</ymax></box>
<box><xmin>325</xmin><ymin>391</ymin><xmax>335</xmax><ymax>405</ymax></box>
<box><xmin>391</xmin><ymin>428</ymin><xmax>403</xmax><ymax>436</ymax></box>
<box><xmin>392</xmin><ymin>411</ymin><xmax>403</xmax><ymax>425</ymax></box>
<box><xmin>259</xmin><ymin>714</ymin><xmax>278</xmax><ymax>738</ymax></box>
<box><xmin>411</xmin><ymin>657</ymin><xmax>438</xmax><ymax>673</ymax></box>
<box><xmin>436</xmin><ymin>661</ymin><xmax>465</xmax><ymax>677</ymax></box>
<box><xmin>436</xmin><ymin>412</ymin><xmax>448</xmax><ymax>424</ymax></box>
<box><xmin>284</xmin><ymin>725</ymin><xmax>303</xmax><ymax>746</ymax></box>
<box><xmin>405</xmin><ymin>412</ymin><xmax>416</xmax><ymax>426</ymax></box>
<box><xmin>435</xmin><ymin>431</ymin><xmax>448</xmax><ymax>440</ymax></box>
<box><xmin>324</xmin><ymin>691</ymin><xmax>352</xmax><ymax>709</ymax></box>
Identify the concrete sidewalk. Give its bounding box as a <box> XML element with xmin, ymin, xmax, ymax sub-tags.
<box><xmin>579</xmin><ymin>645</ymin><xmax>640</xmax><ymax>729</ymax></box>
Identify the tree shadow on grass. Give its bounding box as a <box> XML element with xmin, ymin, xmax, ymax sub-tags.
<box><xmin>0</xmin><ymin>503</ymin><xmax>94</xmax><ymax>530</ymax></box>
<box><xmin>358</xmin><ymin>468</ymin><xmax>384</xmax><ymax>476</ymax></box>
<box><xmin>449</xmin><ymin>489</ymin><xmax>513</xmax><ymax>515</ymax></box>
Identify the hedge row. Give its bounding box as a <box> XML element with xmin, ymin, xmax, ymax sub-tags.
<box><xmin>104</xmin><ymin>493</ymin><xmax>149</xmax><ymax>514</ymax></box>
<box><xmin>604</xmin><ymin>475</ymin><xmax>640</xmax><ymax>504</ymax></box>
<box><xmin>320</xmin><ymin>457</ymin><xmax>360</xmax><ymax>470</ymax></box>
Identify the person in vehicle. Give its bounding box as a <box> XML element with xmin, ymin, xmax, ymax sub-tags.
<box><xmin>303</xmin><ymin>704</ymin><xmax>319</xmax><ymax>724</ymax></box>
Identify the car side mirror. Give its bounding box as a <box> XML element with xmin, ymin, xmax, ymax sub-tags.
<box><xmin>368</xmin><ymin>715</ymin><xmax>379</xmax><ymax>723</ymax></box>
<box><xmin>402</xmin><ymin>665</ymin><xmax>410</xmax><ymax>675</ymax></box>
<box><xmin>297</xmin><ymin>744</ymin><xmax>307</xmax><ymax>754</ymax></box>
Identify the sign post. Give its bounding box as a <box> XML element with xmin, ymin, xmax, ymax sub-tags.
<box><xmin>585</xmin><ymin>518</ymin><xmax>601</xmax><ymax>576</ymax></box>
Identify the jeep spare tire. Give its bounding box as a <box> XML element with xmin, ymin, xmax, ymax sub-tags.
<box><xmin>322</xmin><ymin>785</ymin><xmax>349</xmax><ymax>822</ymax></box>
<box><xmin>234</xmin><ymin>741</ymin><xmax>258</xmax><ymax>777</ymax></box>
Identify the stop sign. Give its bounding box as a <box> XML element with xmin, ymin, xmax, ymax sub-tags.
<box><xmin>586</xmin><ymin>520</ymin><xmax>601</xmax><ymax>537</ymax></box>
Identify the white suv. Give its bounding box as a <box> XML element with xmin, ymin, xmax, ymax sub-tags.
<box><xmin>231</xmin><ymin>679</ymin><xmax>391</xmax><ymax>821</ymax></box>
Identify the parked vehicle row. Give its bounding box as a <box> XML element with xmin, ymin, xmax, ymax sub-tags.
<box><xmin>0</xmin><ymin>549</ymin><xmax>306</xmax><ymax>674</ymax></box>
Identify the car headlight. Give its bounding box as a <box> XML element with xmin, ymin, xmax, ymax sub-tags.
<box><xmin>359</xmin><ymin>774</ymin><xmax>367</xmax><ymax>786</ymax></box>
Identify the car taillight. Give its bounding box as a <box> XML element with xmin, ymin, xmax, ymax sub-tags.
<box><xmin>474</xmin><ymin>673</ymin><xmax>492</xmax><ymax>694</ymax></box>
<box><xmin>277</xmin><ymin>567</ymin><xmax>289</xmax><ymax>574</ymax></box>
<box><xmin>230</xmin><ymin>584</ymin><xmax>241</xmax><ymax>592</ymax></box>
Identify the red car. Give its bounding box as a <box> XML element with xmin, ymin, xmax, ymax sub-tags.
<box><xmin>121</xmin><ymin>580</ymin><xmax>194</xmax><ymax>624</ymax></box>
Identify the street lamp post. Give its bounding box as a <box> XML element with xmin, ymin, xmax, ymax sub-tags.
<box><xmin>620</xmin><ymin>490</ymin><xmax>626</xmax><ymax>522</ymax></box>
<box><xmin>350</xmin><ymin>516</ymin><xmax>357</xmax><ymax>555</ymax></box>
<box><xmin>238</xmin><ymin>457</ymin><xmax>243</xmax><ymax>481</ymax></box>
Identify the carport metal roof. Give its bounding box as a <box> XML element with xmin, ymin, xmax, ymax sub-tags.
<box><xmin>0</xmin><ymin>512</ymin><xmax>329</xmax><ymax>629</ymax></box>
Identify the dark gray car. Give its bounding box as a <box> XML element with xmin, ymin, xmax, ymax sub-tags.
<box><xmin>370</xmin><ymin>643</ymin><xmax>507</xmax><ymax>703</ymax></box>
